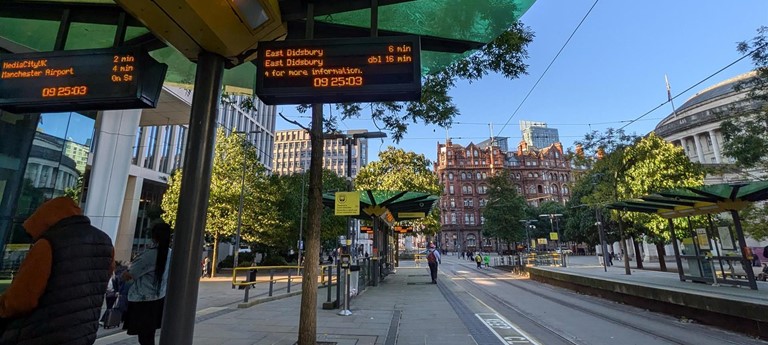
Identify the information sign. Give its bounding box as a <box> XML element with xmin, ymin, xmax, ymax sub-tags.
<box><xmin>0</xmin><ymin>47</ymin><xmax>167</xmax><ymax>113</ymax></box>
<box><xmin>256</xmin><ymin>36</ymin><xmax>421</xmax><ymax>105</ymax></box>
<box><xmin>334</xmin><ymin>192</ymin><xmax>360</xmax><ymax>216</ymax></box>
<box><xmin>340</xmin><ymin>254</ymin><xmax>351</xmax><ymax>269</ymax></box>
<box><xmin>549</xmin><ymin>232</ymin><xmax>559</xmax><ymax>241</ymax></box>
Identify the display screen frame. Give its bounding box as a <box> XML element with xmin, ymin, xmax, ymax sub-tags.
<box><xmin>0</xmin><ymin>47</ymin><xmax>168</xmax><ymax>113</ymax></box>
<box><xmin>255</xmin><ymin>36</ymin><xmax>422</xmax><ymax>105</ymax></box>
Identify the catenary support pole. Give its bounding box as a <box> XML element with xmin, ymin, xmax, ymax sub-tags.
<box><xmin>160</xmin><ymin>51</ymin><xmax>225</xmax><ymax>345</ymax></box>
<box><xmin>669</xmin><ymin>218</ymin><xmax>685</xmax><ymax>282</ymax></box>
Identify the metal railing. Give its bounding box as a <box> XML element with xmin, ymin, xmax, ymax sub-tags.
<box><xmin>232</xmin><ymin>265</ymin><xmax>337</xmax><ymax>303</ymax></box>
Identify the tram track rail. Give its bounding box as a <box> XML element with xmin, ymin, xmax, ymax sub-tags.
<box><xmin>448</xmin><ymin>262</ymin><xmax>759</xmax><ymax>345</ymax></box>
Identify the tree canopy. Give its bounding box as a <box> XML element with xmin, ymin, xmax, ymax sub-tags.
<box><xmin>482</xmin><ymin>170</ymin><xmax>527</xmax><ymax>249</ymax></box>
<box><xmin>354</xmin><ymin>147</ymin><xmax>442</xmax><ymax>235</ymax></box>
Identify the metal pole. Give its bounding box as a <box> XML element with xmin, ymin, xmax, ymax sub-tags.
<box><xmin>596</xmin><ymin>208</ymin><xmax>609</xmax><ymax>272</ymax></box>
<box><xmin>297</xmin><ymin>165</ymin><xmax>306</xmax><ymax>274</ymax></box>
<box><xmin>233</xmin><ymin>136</ymin><xmax>247</xmax><ymax>272</ymax></box>
<box><xmin>338</xmin><ymin>268</ymin><xmax>352</xmax><ymax>316</ymax></box>
<box><xmin>159</xmin><ymin>51</ymin><xmax>225</xmax><ymax>345</ymax></box>
<box><xmin>731</xmin><ymin>210</ymin><xmax>758</xmax><ymax>290</ymax></box>
<box><xmin>668</xmin><ymin>218</ymin><xmax>685</xmax><ymax>282</ymax></box>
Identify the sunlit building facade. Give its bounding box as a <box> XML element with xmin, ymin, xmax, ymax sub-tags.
<box><xmin>272</xmin><ymin>129</ymin><xmax>370</xmax><ymax>177</ymax></box>
<box><xmin>435</xmin><ymin>137</ymin><xmax>573</xmax><ymax>253</ymax></box>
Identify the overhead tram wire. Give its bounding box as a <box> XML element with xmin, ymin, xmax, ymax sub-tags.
<box><xmin>619</xmin><ymin>41</ymin><xmax>768</xmax><ymax>131</ymax></box>
<box><xmin>495</xmin><ymin>0</ymin><xmax>601</xmax><ymax>138</ymax></box>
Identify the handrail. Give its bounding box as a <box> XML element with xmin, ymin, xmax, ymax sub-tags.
<box><xmin>231</xmin><ymin>265</ymin><xmax>337</xmax><ymax>303</ymax></box>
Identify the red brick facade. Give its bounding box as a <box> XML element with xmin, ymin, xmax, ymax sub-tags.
<box><xmin>435</xmin><ymin>139</ymin><xmax>573</xmax><ymax>252</ymax></box>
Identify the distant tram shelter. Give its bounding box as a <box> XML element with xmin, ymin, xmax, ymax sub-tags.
<box><xmin>323</xmin><ymin>190</ymin><xmax>438</xmax><ymax>285</ymax></box>
<box><xmin>608</xmin><ymin>182</ymin><xmax>768</xmax><ymax>290</ymax></box>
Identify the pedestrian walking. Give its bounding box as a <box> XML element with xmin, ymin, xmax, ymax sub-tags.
<box><xmin>426</xmin><ymin>243</ymin><xmax>441</xmax><ymax>284</ymax></box>
<box><xmin>0</xmin><ymin>197</ymin><xmax>114</xmax><ymax>345</ymax></box>
<box><xmin>483</xmin><ymin>254</ymin><xmax>490</xmax><ymax>268</ymax></box>
<box><xmin>122</xmin><ymin>222</ymin><xmax>172</xmax><ymax>345</ymax></box>
<box><xmin>475</xmin><ymin>253</ymin><xmax>483</xmax><ymax>268</ymax></box>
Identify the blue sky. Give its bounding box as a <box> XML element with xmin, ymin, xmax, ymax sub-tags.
<box><xmin>276</xmin><ymin>0</ymin><xmax>768</xmax><ymax>164</ymax></box>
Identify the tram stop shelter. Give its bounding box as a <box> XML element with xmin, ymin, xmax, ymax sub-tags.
<box><xmin>322</xmin><ymin>190</ymin><xmax>438</xmax><ymax>284</ymax></box>
<box><xmin>607</xmin><ymin>181</ymin><xmax>768</xmax><ymax>291</ymax></box>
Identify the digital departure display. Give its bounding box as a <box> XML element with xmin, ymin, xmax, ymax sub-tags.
<box><xmin>0</xmin><ymin>47</ymin><xmax>167</xmax><ymax>113</ymax></box>
<box><xmin>255</xmin><ymin>36</ymin><xmax>422</xmax><ymax>105</ymax></box>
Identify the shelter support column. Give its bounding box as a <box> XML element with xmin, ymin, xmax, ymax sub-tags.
<box><xmin>731</xmin><ymin>210</ymin><xmax>758</xmax><ymax>290</ymax></box>
<box><xmin>668</xmin><ymin>218</ymin><xmax>685</xmax><ymax>282</ymax></box>
<box><xmin>114</xmin><ymin>175</ymin><xmax>143</xmax><ymax>262</ymax></box>
<box><xmin>160</xmin><ymin>52</ymin><xmax>225</xmax><ymax>345</ymax></box>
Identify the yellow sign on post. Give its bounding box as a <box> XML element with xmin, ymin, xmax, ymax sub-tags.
<box><xmin>549</xmin><ymin>232</ymin><xmax>559</xmax><ymax>241</ymax></box>
<box><xmin>335</xmin><ymin>192</ymin><xmax>360</xmax><ymax>216</ymax></box>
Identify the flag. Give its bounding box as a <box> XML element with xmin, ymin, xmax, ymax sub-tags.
<box><xmin>664</xmin><ymin>74</ymin><xmax>672</xmax><ymax>102</ymax></box>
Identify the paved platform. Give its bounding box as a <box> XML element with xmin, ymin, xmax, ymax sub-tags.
<box><xmin>527</xmin><ymin>255</ymin><xmax>768</xmax><ymax>339</ymax></box>
<box><xmin>96</xmin><ymin>259</ymin><xmax>473</xmax><ymax>345</ymax></box>
<box><xmin>95</xmin><ymin>254</ymin><xmax>768</xmax><ymax>344</ymax></box>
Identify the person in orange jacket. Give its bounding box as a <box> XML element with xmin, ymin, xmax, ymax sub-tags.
<box><xmin>0</xmin><ymin>197</ymin><xmax>114</xmax><ymax>345</ymax></box>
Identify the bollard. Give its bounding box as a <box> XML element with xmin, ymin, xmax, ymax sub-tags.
<box><xmin>336</xmin><ymin>261</ymin><xmax>341</xmax><ymax>306</ymax></box>
<box><xmin>243</xmin><ymin>285</ymin><xmax>250</xmax><ymax>303</ymax></box>
<box><xmin>268</xmin><ymin>269</ymin><xmax>274</xmax><ymax>297</ymax></box>
<box><xmin>287</xmin><ymin>269</ymin><xmax>292</xmax><ymax>293</ymax></box>
<box><xmin>326</xmin><ymin>265</ymin><xmax>333</xmax><ymax>303</ymax></box>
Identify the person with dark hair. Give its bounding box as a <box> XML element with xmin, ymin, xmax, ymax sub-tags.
<box><xmin>122</xmin><ymin>222</ymin><xmax>172</xmax><ymax>345</ymax></box>
<box><xmin>0</xmin><ymin>197</ymin><xmax>114</xmax><ymax>345</ymax></box>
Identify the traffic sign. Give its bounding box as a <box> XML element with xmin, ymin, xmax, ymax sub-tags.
<box><xmin>549</xmin><ymin>232</ymin><xmax>559</xmax><ymax>241</ymax></box>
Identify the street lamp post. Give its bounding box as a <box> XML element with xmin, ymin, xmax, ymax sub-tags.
<box><xmin>539</xmin><ymin>214</ymin><xmax>565</xmax><ymax>267</ymax></box>
<box><xmin>323</xmin><ymin>131</ymin><xmax>386</xmax><ymax>255</ymax></box>
<box><xmin>519</xmin><ymin>219</ymin><xmax>537</xmax><ymax>253</ymax></box>
<box><xmin>233</xmin><ymin>130</ymin><xmax>260</xmax><ymax>272</ymax></box>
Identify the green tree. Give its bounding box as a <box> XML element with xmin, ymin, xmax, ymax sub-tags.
<box><xmin>619</xmin><ymin>133</ymin><xmax>704</xmax><ymax>271</ymax></box>
<box><xmin>354</xmin><ymin>147</ymin><xmax>442</xmax><ymax>235</ymax></box>
<box><xmin>719</xmin><ymin>26</ymin><xmax>768</xmax><ymax>240</ymax></box>
<box><xmin>482</xmin><ymin>170</ymin><xmax>526</xmax><ymax>251</ymax></box>
<box><xmin>161</xmin><ymin>129</ymin><xmax>268</xmax><ymax>275</ymax></box>
<box><xmin>721</xmin><ymin>26</ymin><xmax>768</xmax><ymax>170</ymax></box>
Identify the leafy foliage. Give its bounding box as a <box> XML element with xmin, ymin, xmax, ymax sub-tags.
<box><xmin>354</xmin><ymin>147</ymin><xmax>442</xmax><ymax>235</ymax></box>
<box><xmin>619</xmin><ymin>133</ymin><xmax>705</xmax><ymax>244</ymax></box>
<box><xmin>482</xmin><ymin>170</ymin><xmax>527</xmax><ymax>248</ymax></box>
<box><xmin>328</xmin><ymin>23</ymin><xmax>533</xmax><ymax>141</ymax></box>
<box><xmin>161</xmin><ymin>128</ymin><xmax>270</xmax><ymax>274</ymax></box>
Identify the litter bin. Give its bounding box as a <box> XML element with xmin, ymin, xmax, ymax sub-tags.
<box><xmin>349</xmin><ymin>265</ymin><xmax>360</xmax><ymax>296</ymax></box>
<box><xmin>238</xmin><ymin>269</ymin><xmax>257</xmax><ymax>290</ymax></box>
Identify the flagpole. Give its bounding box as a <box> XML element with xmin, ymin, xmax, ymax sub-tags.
<box><xmin>665</xmin><ymin>74</ymin><xmax>679</xmax><ymax>117</ymax></box>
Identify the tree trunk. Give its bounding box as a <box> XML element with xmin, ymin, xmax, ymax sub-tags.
<box><xmin>297</xmin><ymin>104</ymin><xmax>324</xmax><ymax>345</ymax></box>
<box><xmin>633</xmin><ymin>238</ymin><xmax>643</xmax><ymax>269</ymax></box>
<box><xmin>618</xmin><ymin>217</ymin><xmax>631</xmax><ymax>275</ymax></box>
<box><xmin>211</xmin><ymin>233</ymin><xmax>219</xmax><ymax>277</ymax></box>
<box><xmin>656</xmin><ymin>242</ymin><xmax>667</xmax><ymax>271</ymax></box>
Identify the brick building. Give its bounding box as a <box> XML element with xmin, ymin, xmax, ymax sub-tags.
<box><xmin>435</xmin><ymin>138</ymin><xmax>573</xmax><ymax>252</ymax></box>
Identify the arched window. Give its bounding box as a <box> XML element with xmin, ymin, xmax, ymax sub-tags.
<box><xmin>448</xmin><ymin>172</ymin><xmax>454</xmax><ymax>180</ymax></box>
<box><xmin>476</xmin><ymin>172</ymin><xmax>482</xmax><ymax>179</ymax></box>
<box><xmin>450</xmin><ymin>212</ymin><xmax>457</xmax><ymax>224</ymax></box>
<box><xmin>461</xmin><ymin>172</ymin><xmax>466</xmax><ymax>180</ymax></box>
<box><xmin>482</xmin><ymin>172</ymin><xmax>487</xmax><ymax>179</ymax></box>
<box><xmin>466</xmin><ymin>234</ymin><xmax>477</xmax><ymax>247</ymax></box>
<box><xmin>537</xmin><ymin>185</ymin><xmax>544</xmax><ymax>194</ymax></box>
<box><xmin>515</xmin><ymin>173</ymin><xmax>521</xmax><ymax>179</ymax></box>
<box><xmin>527</xmin><ymin>172</ymin><xmax>533</xmax><ymax>178</ymax></box>
<box><xmin>528</xmin><ymin>185</ymin><xmax>536</xmax><ymax>194</ymax></box>
<box><xmin>466</xmin><ymin>150</ymin><xmax>470</xmax><ymax>157</ymax></box>
<box><xmin>563</xmin><ymin>184</ymin><xmax>569</xmax><ymax>194</ymax></box>
<box><xmin>515</xmin><ymin>184</ymin><xmax>522</xmax><ymax>193</ymax></box>
<box><xmin>552</xmin><ymin>184</ymin><xmax>559</xmax><ymax>194</ymax></box>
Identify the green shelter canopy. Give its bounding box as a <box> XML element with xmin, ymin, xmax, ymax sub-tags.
<box><xmin>322</xmin><ymin>190</ymin><xmax>438</xmax><ymax>222</ymax></box>
<box><xmin>606</xmin><ymin>181</ymin><xmax>768</xmax><ymax>218</ymax></box>
<box><xmin>0</xmin><ymin>0</ymin><xmax>536</xmax><ymax>93</ymax></box>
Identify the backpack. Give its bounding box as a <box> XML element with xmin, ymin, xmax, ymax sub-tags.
<box><xmin>475</xmin><ymin>254</ymin><xmax>482</xmax><ymax>263</ymax></box>
<box><xmin>427</xmin><ymin>250</ymin><xmax>437</xmax><ymax>263</ymax></box>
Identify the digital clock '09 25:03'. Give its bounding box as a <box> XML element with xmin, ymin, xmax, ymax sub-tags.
<box><xmin>41</xmin><ymin>85</ymin><xmax>88</xmax><ymax>97</ymax></box>
<box><xmin>312</xmin><ymin>76</ymin><xmax>363</xmax><ymax>88</ymax></box>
